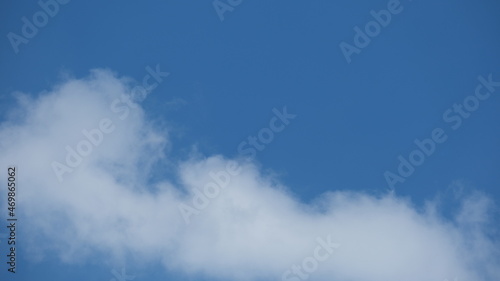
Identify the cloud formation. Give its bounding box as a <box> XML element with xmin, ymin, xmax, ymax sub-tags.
<box><xmin>0</xmin><ymin>69</ymin><xmax>499</xmax><ymax>281</ymax></box>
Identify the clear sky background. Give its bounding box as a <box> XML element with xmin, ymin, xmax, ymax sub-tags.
<box><xmin>0</xmin><ymin>1</ymin><xmax>499</xmax><ymax>281</ymax></box>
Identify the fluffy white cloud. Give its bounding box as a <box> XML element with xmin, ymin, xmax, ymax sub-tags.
<box><xmin>0</xmin><ymin>69</ymin><xmax>498</xmax><ymax>281</ymax></box>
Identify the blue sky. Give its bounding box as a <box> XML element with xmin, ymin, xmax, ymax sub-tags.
<box><xmin>0</xmin><ymin>0</ymin><xmax>500</xmax><ymax>281</ymax></box>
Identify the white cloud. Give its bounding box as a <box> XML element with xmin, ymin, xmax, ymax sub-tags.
<box><xmin>0</xmin><ymin>69</ymin><xmax>499</xmax><ymax>281</ymax></box>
